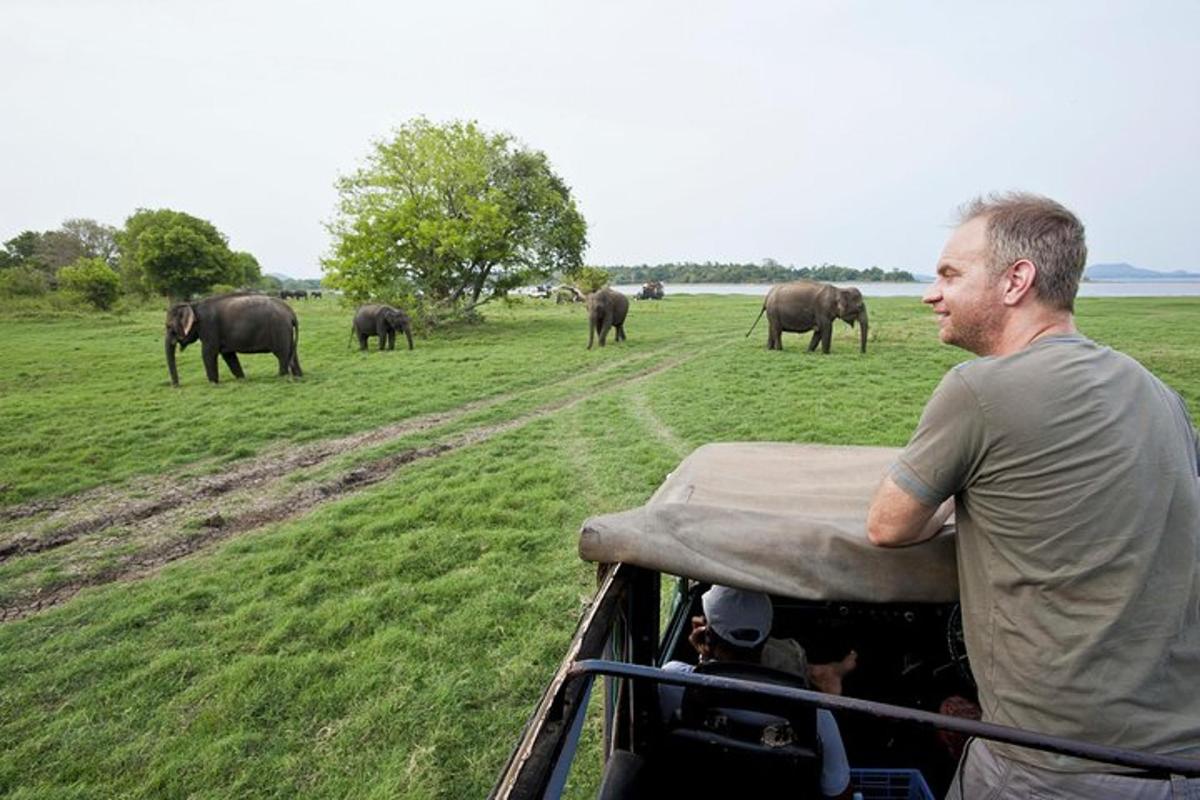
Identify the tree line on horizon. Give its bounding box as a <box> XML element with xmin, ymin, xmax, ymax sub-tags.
<box><xmin>599</xmin><ymin>261</ymin><xmax>917</xmax><ymax>285</ymax></box>
<box><xmin>0</xmin><ymin>212</ymin><xmax>279</xmax><ymax>310</ymax></box>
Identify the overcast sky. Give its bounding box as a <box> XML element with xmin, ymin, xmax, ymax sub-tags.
<box><xmin>3</xmin><ymin>1</ymin><xmax>1197</xmax><ymax>278</ymax></box>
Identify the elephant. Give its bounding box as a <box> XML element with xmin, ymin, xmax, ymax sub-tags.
<box><xmin>746</xmin><ymin>280</ymin><xmax>869</xmax><ymax>354</ymax></box>
<box><xmin>165</xmin><ymin>293</ymin><xmax>301</xmax><ymax>386</ymax></box>
<box><xmin>352</xmin><ymin>304</ymin><xmax>414</xmax><ymax>351</ymax></box>
<box><xmin>586</xmin><ymin>287</ymin><xmax>629</xmax><ymax>349</ymax></box>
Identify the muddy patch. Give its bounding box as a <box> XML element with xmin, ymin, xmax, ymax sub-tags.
<box><xmin>0</xmin><ymin>351</ymin><xmax>693</xmax><ymax>622</ymax></box>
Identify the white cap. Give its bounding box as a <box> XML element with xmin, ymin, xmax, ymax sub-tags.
<box><xmin>702</xmin><ymin>585</ymin><xmax>773</xmax><ymax>648</ymax></box>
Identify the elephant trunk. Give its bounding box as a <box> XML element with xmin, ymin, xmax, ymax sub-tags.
<box><xmin>858</xmin><ymin>309</ymin><xmax>869</xmax><ymax>353</ymax></box>
<box><xmin>165</xmin><ymin>331</ymin><xmax>181</xmax><ymax>386</ymax></box>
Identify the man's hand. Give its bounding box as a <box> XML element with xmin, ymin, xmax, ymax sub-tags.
<box><xmin>867</xmin><ymin>475</ymin><xmax>954</xmax><ymax>547</ymax></box>
<box><xmin>688</xmin><ymin>615</ymin><xmax>713</xmax><ymax>662</ymax></box>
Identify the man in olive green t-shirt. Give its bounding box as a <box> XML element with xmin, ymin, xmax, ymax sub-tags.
<box><xmin>867</xmin><ymin>193</ymin><xmax>1200</xmax><ymax>798</ymax></box>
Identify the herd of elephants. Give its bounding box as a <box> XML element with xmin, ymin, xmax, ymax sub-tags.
<box><xmin>162</xmin><ymin>281</ymin><xmax>870</xmax><ymax>386</ymax></box>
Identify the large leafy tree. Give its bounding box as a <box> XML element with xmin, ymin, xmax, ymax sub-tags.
<box><xmin>323</xmin><ymin>118</ymin><xmax>587</xmax><ymax>313</ymax></box>
<box><xmin>118</xmin><ymin>209</ymin><xmax>239</xmax><ymax>300</ymax></box>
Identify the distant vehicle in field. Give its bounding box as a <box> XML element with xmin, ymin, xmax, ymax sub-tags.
<box><xmin>637</xmin><ymin>280</ymin><xmax>664</xmax><ymax>300</ymax></box>
<box><xmin>512</xmin><ymin>284</ymin><xmax>554</xmax><ymax>299</ymax></box>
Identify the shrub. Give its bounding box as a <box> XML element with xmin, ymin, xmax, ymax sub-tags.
<box><xmin>565</xmin><ymin>266</ymin><xmax>609</xmax><ymax>293</ymax></box>
<box><xmin>57</xmin><ymin>258</ymin><xmax>121</xmax><ymax>310</ymax></box>
<box><xmin>0</xmin><ymin>265</ymin><xmax>50</xmax><ymax>297</ymax></box>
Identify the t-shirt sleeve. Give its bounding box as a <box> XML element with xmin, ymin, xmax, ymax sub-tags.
<box><xmin>1170</xmin><ymin>391</ymin><xmax>1200</xmax><ymax>475</ymax></box>
<box><xmin>891</xmin><ymin>369</ymin><xmax>985</xmax><ymax>505</ymax></box>
<box><xmin>816</xmin><ymin>709</ymin><xmax>850</xmax><ymax>796</ymax></box>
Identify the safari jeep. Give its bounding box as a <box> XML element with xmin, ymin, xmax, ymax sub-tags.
<box><xmin>489</xmin><ymin>443</ymin><xmax>1200</xmax><ymax>799</ymax></box>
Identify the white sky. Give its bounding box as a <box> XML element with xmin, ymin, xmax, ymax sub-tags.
<box><xmin>3</xmin><ymin>0</ymin><xmax>1197</xmax><ymax>278</ymax></box>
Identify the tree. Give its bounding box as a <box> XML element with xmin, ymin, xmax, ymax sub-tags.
<box><xmin>60</xmin><ymin>219</ymin><xmax>119</xmax><ymax>266</ymax></box>
<box><xmin>118</xmin><ymin>209</ymin><xmax>238</xmax><ymax>299</ymax></box>
<box><xmin>0</xmin><ymin>266</ymin><xmax>49</xmax><ymax>297</ymax></box>
<box><xmin>0</xmin><ymin>231</ymin><xmax>44</xmax><ymax>270</ymax></box>
<box><xmin>231</xmin><ymin>251</ymin><xmax>262</xmax><ymax>287</ymax></box>
<box><xmin>565</xmin><ymin>266</ymin><xmax>610</xmax><ymax>293</ymax></box>
<box><xmin>34</xmin><ymin>230</ymin><xmax>88</xmax><ymax>273</ymax></box>
<box><xmin>58</xmin><ymin>257</ymin><xmax>121</xmax><ymax>310</ymax></box>
<box><xmin>323</xmin><ymin>118</ymin><xmax>587</xmax><ymax>316</ymax></box>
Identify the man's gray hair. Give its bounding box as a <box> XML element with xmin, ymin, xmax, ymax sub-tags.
<box><xmin>958</xmin><ymin>192</ymin><xmax>1088</xmax><ymax>312</ymax></box>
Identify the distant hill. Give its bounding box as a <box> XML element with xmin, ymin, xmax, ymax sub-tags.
<box><xmin>267</xmin><ymin>273</ymin><xmax>324</xmax><ymax>289</ymax></box>
<box><xmin>1085</xmin><ymin>263</ymin><xmax>1200</xmax><ymax>281</ymax></box>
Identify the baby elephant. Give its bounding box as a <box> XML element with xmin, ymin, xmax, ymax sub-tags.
<box><xmin>352</xmin><ymin>304</ymin><xmax>414</xmax><ymax>351</ymax></box>
<box><xmin>586</xmin><ymin>287</ymin><xmax>629</xmax><ymax>349</ymax></box>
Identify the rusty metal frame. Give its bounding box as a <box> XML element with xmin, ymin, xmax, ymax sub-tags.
<box><xmin>489</xmin><ymin>563</ymin><xmax>655</xmax><ymax>799</ymax></box>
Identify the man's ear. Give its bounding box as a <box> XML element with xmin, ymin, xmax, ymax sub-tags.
<box><xmin>1001</xmin><ymin>259</ymin><xmax>1037</xmax><ymax>306</ymax></box>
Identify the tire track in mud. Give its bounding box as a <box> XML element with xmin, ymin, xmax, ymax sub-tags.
<box><xmin>0</xmin><ymin>351</ymin><xmax>698</xmax><ymax>623</ymax></box>
<box><xmin>0</xmin><ymin>348</ymin><xmax>671</xmax><ymax>562</ymax></box>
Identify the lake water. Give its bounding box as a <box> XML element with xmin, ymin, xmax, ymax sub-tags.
<box><xmin>613</xmin><ymin>282</ymin><xmax>1200</xmax><ymax>298</ymax></box>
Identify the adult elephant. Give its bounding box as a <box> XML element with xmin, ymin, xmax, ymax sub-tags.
<box><xmin>352</xmin><ymin>304</ymin><xmax>414</xmax><ymax>351</ymax></box>
<box><xmin>165</xmin><ymin>293</ymin><xmax>301</xmax><ymax>386</ymax></box>
<box><xmin>746</xmin><ymin>281</ymin><xmax>869</xmax><ymax>354</ymax></box>
<box><xmin>586</xmin><ymin>287</ymin><xmax>629</xmax><ymax>349</ymax></box>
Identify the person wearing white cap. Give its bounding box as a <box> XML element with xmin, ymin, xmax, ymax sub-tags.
<box><xmin>659</xmin><ymin>585</ymin><xmax>854</xmax><ymax>799</ymax></box>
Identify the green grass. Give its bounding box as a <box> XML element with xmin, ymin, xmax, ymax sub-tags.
<box><xmin>0</xmin><ymin>294</ymin><xmax>1197</xmax><ymax>798</ymax></box>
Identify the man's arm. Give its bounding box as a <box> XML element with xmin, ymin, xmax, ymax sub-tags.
<box><xmin>866</xmin><ymin>474</ymin><xmax>954</xmax><ymax>547</ymax></box>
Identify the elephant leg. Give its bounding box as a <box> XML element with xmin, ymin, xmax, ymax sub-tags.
<box><xmin>222</xmin><ymin>351</ymin><xmax>246</xmax><ymax>379</ymax></box>
<box><xmin>275</xmin><ymin>351</ymin><xmax>290</xmax><ymax>376</ymax></box>
<box><xmin>357</xmin><ymin>332</ymin><xmax>369</xmax><ymax>351</ymax></box>
<box><xmin>616</xmin><ymin>325</ymin><xmax>625</xmax><ymax>342</ymax></box>
<box><xmin>386</xmin><ymin>330</ymin><xmax>395</xmax><ymax>350</ymax></box>
<box><xmin>290</xmin><ymin>351</ymin><xmax>303</xmax><ymax>377</ymax></box>
<box><xmin>820</xmin><ymin>325</ymin><xmax>833</xmax><ymax>354</ymax></box>
<box><xmin>588</xmin><ymin>320</ymin><xmax>596</xmax><ymax>350</ymax></box>
<box><xmin>768</xmin><ymin>320</ymin><xmax>781</xmax><ymax>350</ymax></box>
<box><xmin>599</xmin><ymin>319</ymin><xmax>612</xmax><ymax>346</ymax></box>
<box><xmin>808</xmin><ymin>331</ymin><xmax>821</xmax><ymax>352</ymax></box>
<box><xmin>201</xmin><ymin>342</ymin><xmax>221</xmax><ymax>383</ymax></box>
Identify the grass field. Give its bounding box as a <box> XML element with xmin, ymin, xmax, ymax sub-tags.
<box><xmin>1</xmin><ymin>293</ymin><xmax>1197</xmax><ymax>798</ymax></box>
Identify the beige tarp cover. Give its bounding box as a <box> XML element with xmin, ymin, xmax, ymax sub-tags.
<box><xmin>578</xmin><ymin>443</ymin><xmax>959</xmax><ymax>603</ymax></box>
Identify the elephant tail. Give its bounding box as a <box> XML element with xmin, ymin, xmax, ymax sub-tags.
<box><xmin>745</xmin><ymin>305</ymin><xmax>766</xmax><ymax>337</ymax></box>
<box><xmin>290</xmin><ymin>316</ymin><xmax>300</xmax><ymax>366</ymax></box>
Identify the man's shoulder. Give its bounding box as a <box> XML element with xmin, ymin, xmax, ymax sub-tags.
<box><xmin>951</xmin><ymin>335</ymin><xmax>1134</xmax><ymax>386</ymax></box>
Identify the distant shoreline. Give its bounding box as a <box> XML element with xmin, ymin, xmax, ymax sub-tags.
<box><xmin>613</xmin><ymin>282</ymin><xmax>1200</xmax><ymax>298</ymax></box>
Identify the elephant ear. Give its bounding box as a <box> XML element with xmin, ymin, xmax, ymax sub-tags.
<box><xmin>179</xmin><ymin>305</ymin><xmax>196</xmax><ymax>338</ymax></box>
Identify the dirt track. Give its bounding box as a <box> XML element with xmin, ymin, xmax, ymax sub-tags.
<box><xmin>0</xmin><ymin>351</ymin><xmax>692</xmax><ymax>622</ymax></box>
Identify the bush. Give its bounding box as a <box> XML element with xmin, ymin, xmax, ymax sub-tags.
<box><xmin>57</xmin><ymin>258</ymin><xmax>121</xmax><ymax>310</ymax></box>
<box><xmin>0</xmin><ymin>266</ymin><xmax>50</xmax><ymax>297</ymax></box>
<box><xmin>565</xmin><ymin>266</ymin><xmax>609</xmax><ymax>293</ymax></box>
